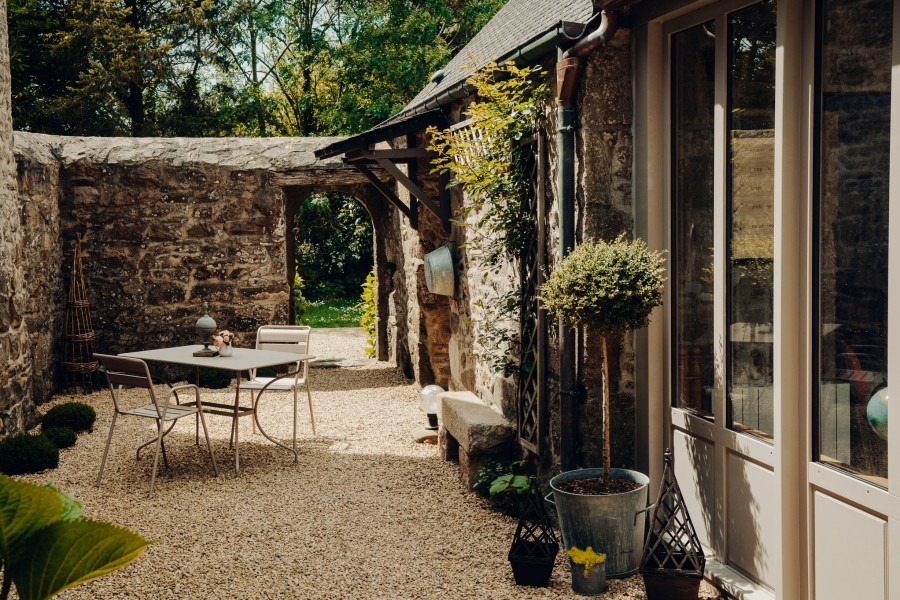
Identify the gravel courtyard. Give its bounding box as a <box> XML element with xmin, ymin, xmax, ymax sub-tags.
<box><xmin>19</xmin><ymin>328</ymin><xmax>719</xmax><ymax>599</ymax></box>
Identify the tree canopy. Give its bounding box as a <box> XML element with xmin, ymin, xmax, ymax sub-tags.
<box><xmin>9</xmin><ymin>0</ymin><xmax>504</xmax><ymax>137</ymax></box>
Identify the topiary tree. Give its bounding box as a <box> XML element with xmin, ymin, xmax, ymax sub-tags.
<box><xmin>0</xmin><ymin>434</ymin><xmax>59</xmax><ymax>475</ymax></box>
<box><xmin>42</xmin><ymin>427</ymin><xmax>77</xmax><ymax>449</ymax></box>
<box><xmin>540</xmin><ymin>234</ymin><xmax>666</xmax><ymax>480</ymax></box>
<box><xmin>41</xmin><ymin>402</ymin><xmax>96</xmax><ymax>433</ymax></box>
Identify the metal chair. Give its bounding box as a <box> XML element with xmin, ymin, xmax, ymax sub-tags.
<box><xmin>238</xmin><ymin>325</ymin><xmax>315</xmax><ymax>451</ymax></box>
<box><xmin>95</xmin><ymin>354</ymin><xmax>218</xmax><ymax>497</ymax></box>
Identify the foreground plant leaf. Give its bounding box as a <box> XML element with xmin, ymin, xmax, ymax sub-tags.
<box><xmin>0</xmin><ymin>475</ymin><xmax>62</xmax><ymax>560</ymax></box>
<box><xmin>10</xmin><ymin>519</ymin><xmax>149</xmax><ymax>600</ymax></box>
<box><xmin>44</xmin><ymin>482</ymin><xmax>83</xmax><ymax>522</ymax></box>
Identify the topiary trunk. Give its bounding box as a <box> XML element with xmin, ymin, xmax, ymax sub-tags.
<box><xmin>601</xmin><ymin>335</ymin><xmax>611</xmax><ymax>481</ymax></box>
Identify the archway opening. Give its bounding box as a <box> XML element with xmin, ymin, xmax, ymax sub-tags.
<box><xmin>287</xmin><ymin>188</ymin><xmax>378</xmax><ymax>358</ymax></box>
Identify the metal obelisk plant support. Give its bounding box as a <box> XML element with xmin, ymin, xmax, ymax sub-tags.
<box><xmin>62</xmin><ymin>236</ymin><xmax>98</xmax><ymax>393</ymax></box>
<box><xmin>640</xmin><ymin>449</ymin><xmax>705</xmax><ymax>599</ymax></box>
<box><xmin>508</xmin><ymin>480</ymin><xmax>559</xmax><ymax>587</ymax></box>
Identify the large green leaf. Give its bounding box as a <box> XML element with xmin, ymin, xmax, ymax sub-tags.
<box><xmin>10</xmin><ymin>520</ymin><xmax>149</xmax><ymax>600</ymax></box>
<box><xmin>44</xmin><ymin>482</ymin><xmax>83</xmax><ymax>522</ymax></box>
<box><xmin>0</xmin><ymin>475</ymin><xmax>62</xmax><ymax>561</ymax></box>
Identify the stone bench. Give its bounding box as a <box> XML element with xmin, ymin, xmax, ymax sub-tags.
<box><xmin>438</xmin><ymin>391</ymin><xmax>515</xmax><ymax>489</ymax></box>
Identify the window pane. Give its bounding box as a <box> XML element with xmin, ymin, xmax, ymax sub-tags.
<box><xmin>727</xmin><ymin>0</ymin><xmax>776</xmax><ymax>440</ymax></box>
<box><xmin>816</xmin><ymin>0</ymin><xmax>891</xmax><ymax>484</ymax></box>
<box><xmin>673</xmin><ymin>20</ymin><xmax>715</xmax><ymax>416</ymax></box>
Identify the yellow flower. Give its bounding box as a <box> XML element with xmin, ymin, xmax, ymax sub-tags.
<box><xmin>566</xmin><ymin>546</ymin><xmax>607</xmax><ymax>577</ymax></box>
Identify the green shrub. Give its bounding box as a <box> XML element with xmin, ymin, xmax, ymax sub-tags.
<box><xmin>0</xmin><ymin>433</ymin><xmax>60</xmax><ymax>475</ymax></box>
<box><xmin>357</xmin><ymin>270</ymin><xmax>377</xmax><ymax>358</ymax></box>
<box><xmin>540</xmin><ymin>234</ymin><xmax>666</xmax><ymax>334</ymax></box>
<box><xmin>43</xmin><ymin>426</ymin><xmax>77</xmax><ymax>449</ymax></box>
<box><xmin>41</xmin><ymin>401</ymin><xmax>96</xmax><ymax>432</ymax></box>
<box><xmin>199</xmin><ymin>367</ymin><xmax>233</xmax><ymax>389</ymax></box>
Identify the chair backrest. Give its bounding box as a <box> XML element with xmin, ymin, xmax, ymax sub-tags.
<box><xmin>254</xmin><ymin>325</ymin><xmax>312</xmax><ymax>380</ymax></box>
<box><xmin>95</xmin><ymin>354</ymin><xmax>161</xmax><ymax>415</ymax></box>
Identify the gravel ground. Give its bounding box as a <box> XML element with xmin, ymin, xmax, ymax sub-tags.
<box><xmin>18</xmin><ymin>327</ymin><xmax>721</xmax><ymax>599</ymax></box>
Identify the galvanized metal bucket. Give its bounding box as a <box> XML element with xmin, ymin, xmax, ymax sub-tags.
<box><xmin>548</xmin><ymin>468</ymin><xmax>652</xmax><ymax>578</ymax></box>
<box><xmin>424</xmin><ymin>244</ymin><xmax>454</xmax><ymax>296</ymax></box>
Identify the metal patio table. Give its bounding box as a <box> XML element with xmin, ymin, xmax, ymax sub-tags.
<box><xmin>120</xmin><ymin>345</ymin><xmax>314</xmax><ymax>474</ymax></box>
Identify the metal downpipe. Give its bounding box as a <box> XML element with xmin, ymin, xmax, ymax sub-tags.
<box><xmin>555</xmin><ymin>9</ymin><xmax>622</xmax><ymax>471</ymax></box>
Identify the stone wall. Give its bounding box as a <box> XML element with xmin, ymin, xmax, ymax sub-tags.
<box><xmin>573</xmin><ymin>37</ymin><xmax>637</xmax><ymax>469</ymax></box>
<box><xmin>0</xmin><ymin>0</ymin><xmax>39</xmax><ymax>435</ymax></box>
<box><xmin>6</xmin><ymin>132</ymin><xmax>407</xmax><ymax>431</ymax></box>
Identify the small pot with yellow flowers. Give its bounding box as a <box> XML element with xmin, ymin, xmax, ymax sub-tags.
<box><xmin>567</xmin><ymin>546</ymin><xmax>607</xmax><ymax>596</ymax></box>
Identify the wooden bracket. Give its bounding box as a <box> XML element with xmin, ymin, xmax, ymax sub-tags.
<box><xmin>345</xmin><ymin>145</ymin><xmax>451</xmax><ymax>233</ymax></box>
<box><xmin>346</xmin><ymin>160</ymin><xmax>413</xmax><ymax>225</ymax></box>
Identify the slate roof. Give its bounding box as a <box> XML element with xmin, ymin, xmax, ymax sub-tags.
<box><xmin>399</xmin><ymin>0</ymin><xmax>596</xmax><ymax>118</ymax></box>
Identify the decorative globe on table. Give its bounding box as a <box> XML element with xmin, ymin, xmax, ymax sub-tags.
<box><xmin>193</xmin><ymin>302</ymin><xmax>218</xmax><ymax>357</ymax></box>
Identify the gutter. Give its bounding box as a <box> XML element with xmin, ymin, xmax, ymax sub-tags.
<box><xmin>555</xmin><ymin>8</ymin><xmax>625</xmax><ymax>471</ymax></box>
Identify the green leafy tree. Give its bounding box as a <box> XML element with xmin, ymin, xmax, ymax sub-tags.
<box><xmin>294</xmin><ymin>193</ymin><xmax>373</xmax><ymax>300</ymax></box>
<box><xmin>0</xmin><ymin>475</ymin><xmax>149</xmax><ymax>600</ymax></box>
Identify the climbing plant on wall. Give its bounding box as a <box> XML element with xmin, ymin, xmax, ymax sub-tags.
<box><xmin>427</xmin><ymin>61</ymin><xmax>548</xmax><ymax>375</ymax></box>
<box><xmin>428</xmin><ymin>61</ymin><xmax>547</xmax><ymax>266</ymax></box>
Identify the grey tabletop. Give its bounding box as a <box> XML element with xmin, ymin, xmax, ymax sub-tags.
<box><xmin>120</xmin><ymin>345</ymin><xmax>314</xmax><ymax>370</ymax></box>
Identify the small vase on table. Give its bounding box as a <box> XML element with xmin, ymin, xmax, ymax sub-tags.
<box><xmin>213</xmin><ymin>330</ymin><xmax>236</xmax><ymax>357</ymax></box>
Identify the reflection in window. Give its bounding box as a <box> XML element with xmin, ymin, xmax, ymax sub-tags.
<box><xmin>727</xmin><ymin>0</ymin><xmax>776</xmax><ymax>440</ymax></box>
<box><xmin>673</xmin><ymin>20</ymin><xmax>715</xmax><ymax>416</ymax></box>
<box><xmin>816</xmin><ymin>0</ymin><xmax>891</xmax><ymax>484</ymax></box>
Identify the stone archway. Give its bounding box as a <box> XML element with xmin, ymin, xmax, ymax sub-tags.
<box><xmin>283</xmin><ymin>184</ymin><xmax>390</xmax><ymax>360</ymax></box>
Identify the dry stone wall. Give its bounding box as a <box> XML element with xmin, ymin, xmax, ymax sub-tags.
<box><xmin>0</xmin><ymin>0</ymin><xmax>40</xmax><ymax>435</ymax></box>
<box><xmin>6</xmin><ymin>132</ymin><xmax>407</xmax><ymax>432</ymax></box>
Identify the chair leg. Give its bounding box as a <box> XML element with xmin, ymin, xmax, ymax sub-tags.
<box><xmin>306</xmin><ymin>381</ymin><xmax>316</xmax><ymax>436</ymax></box>
<box><xmin>148</xmin><ymin>418</ymin><xmax>166</xmax><ymax>498</ymax></box>
<box><xmin>195</xmin><ymin>412</ymin><xmax>199</xmax><ymax>446</ymax></box>
<box><xmin>96</xmin><ymin>412</ymin><xmax>118</xmax><ymax>486</ymax></box>
<box><xmin>251</xmin><ymin>390</ymin><xmax>257</xmax><ymax>434</ymax></box>
<box><xmin>157</xmin><ymin>420</ymin><xmax>171</xmax><ymax>471</ymax></box>
<box><xmin>292</xmin><ymin>388</ymin><xmax>298</xmax><ymax>455</ymax></box>
<box><xmin>197</xmin><ymin>408</ymin><xmax>219</xmax><ymax>477</ymax></box>
<box><xmin>137</xmin><ymin>419</ymin><xmax>176</xmax><ymax>461</ymax></box>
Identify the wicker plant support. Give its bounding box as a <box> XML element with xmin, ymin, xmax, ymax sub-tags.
<box><xmin>508</xmin><ymin>480</ymin><xmax>559</xmax><ymax>587</ymax></box>
<box><xmin>640</xmin><ymin>449</ymin><xmax>706</xmax><ymax>599</ymax></box>
<box><xmin>62</xmin><ymin>237</ymin><xmax>98</xmax><ymax>393</ymax></box>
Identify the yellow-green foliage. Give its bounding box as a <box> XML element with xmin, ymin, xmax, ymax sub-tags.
<box><xmin>358</xmin><ymin>271</ymin><xmax>376</xmax><ymax>358</ymax></box>
<box><xmin>566</xmin><ymin>546</ymin><xmax>606</xmax><ymax>577</ymax></box>
<box><xmin>540</xmin><ymin>235</ymin><xmax>667</xmax><ymax>334</ymax></box>
<box><xmin>293</xmin><ymin>274</ymin><xmax>309</xmax><ymax>325</ymax></box>
<box><xmin>427</xmin><ymin>61</ymin><xmax>547</xmax><ymax>265</ymax></box>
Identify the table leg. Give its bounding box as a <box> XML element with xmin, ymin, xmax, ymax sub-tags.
<box><xmin>233</xmin><ymin>370</ymin><xmax>241</xmax><ymax>475</ymax></box>
<box><xmin>252</xmin><ymin>369</ymin><xmax>300</xmax><ymax>464</ymax></box>
<box><xmin>195</xmin><ymin>366</ymin><xmax>200</xmax><ymax>446</ymax></box>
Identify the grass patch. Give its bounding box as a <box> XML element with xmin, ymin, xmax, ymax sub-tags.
<box><xmin>303</xmin><ymin>299</ymin><xmax>363</xmax><ymax>328</ymax></box>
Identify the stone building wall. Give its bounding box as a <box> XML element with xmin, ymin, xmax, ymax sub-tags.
<box><xmin>409</xmin><ymin>35</ymin><xmax>636</xmax><ymax>475</ymax></box>
<box><xmin>573</xmin><ymin>38</ymin><xmax>637</xmax><ymax>469</ymax></box>
<box><xmin>15</xmin><ymin>134</ymin><xmax>63</xmax><ymax>407</ymax></box>
<box><xmin>0</xmin><ymin>0</ymin><xmax>39</xmax><ymax>435</ymax></box>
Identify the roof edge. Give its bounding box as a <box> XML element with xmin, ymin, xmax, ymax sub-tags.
<box><xmin>314</xmin><ymin>109</ymin><xmax>447</xmax><ymax>159</ymax></box>
<box><xmin>388</xmin><ymin>19</ymin><xmax>594</xmax><ymax>126</ymax></box>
